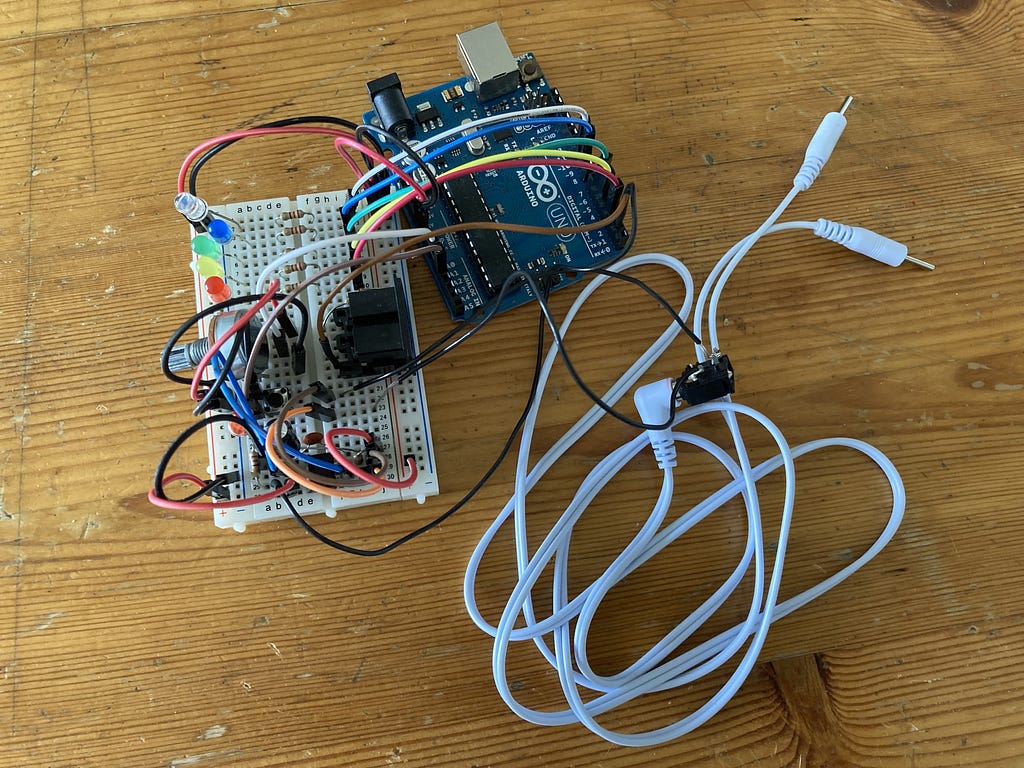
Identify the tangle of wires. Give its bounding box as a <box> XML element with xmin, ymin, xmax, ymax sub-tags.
<box><xmin>157</xmin><ymin>100</ymin><xmax>664</xmax><ymax>553</ymax></box>
<box><xmin>158</xmin><ymin>44</ymin><xmax>918</xmax><ymax>749</ymax></box>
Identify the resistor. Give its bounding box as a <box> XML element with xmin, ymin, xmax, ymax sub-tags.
<box><xmin>279</xmin><ymin>225</ymin><xmax>313</xmax><ymax>237</ymax></box>
<box><xmin>248</xmin><ymin>447</ymin><xmax>263</xmax><ymax>477</ymax></box>
<box><xmin>281</xmin><ymin>259</ymin><xmax>308</xmax><ymax>274</ymax></box>
<box><xmin>279</xmin><ymin>209</ymin><xmax>311</xmax><ymax>221</ymax></box>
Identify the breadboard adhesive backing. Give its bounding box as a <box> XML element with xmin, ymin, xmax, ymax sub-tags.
<box><xmin>194</xmin><ymin>190</ymin><xmax>438</xmax><ymax>531</ymax></box>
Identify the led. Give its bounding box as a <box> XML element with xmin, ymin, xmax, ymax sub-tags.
<box><xmin>193</xmin><ymin>256</ymin><xmax>224</xmax><ymax>279</ymax></box>
<box><xmin>207</xmin><ymin>219</ymin><xmax>233</xmax><ymax>244</ymax></box>
<box><xmin>174</xmin><ymin>192</ymin><xmax>210</xmax><ymax>222</ymax></box>
<box><xmin>204</xmin><ymin>276</ymin><xmax>231</xmax><ymax>302</ymax></box>
<box><xmin>191</xmin><ymin>234</ymin><xmax>221</xmax><ymax>259</ymax></box>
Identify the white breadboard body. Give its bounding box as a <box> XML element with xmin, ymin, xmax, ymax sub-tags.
<box><xmin>192</xmin><ymin>189</ymin><xmax>438</xmax><ymax>531</ymax></box>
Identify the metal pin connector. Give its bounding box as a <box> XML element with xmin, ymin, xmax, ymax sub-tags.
<box><xmin>839</xmin><ymin>96</ymin><xmax>854</xmax><ymax>116</ymax></box>
<box><xmin>905</xmin><ymin>255</ymin><xmax>935</xmax><ymax>270</ymax></box>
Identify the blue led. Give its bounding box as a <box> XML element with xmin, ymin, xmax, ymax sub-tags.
<box><xmin>207</xmin><ymin>219</ymin><xmax>233</xmax><ymax>244</ymax></box>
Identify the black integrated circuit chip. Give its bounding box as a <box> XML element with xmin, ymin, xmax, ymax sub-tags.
<box><xmin>441</xmin><ymin>175</ymin><xmax>515</xmax><ymax>293</ymax></box>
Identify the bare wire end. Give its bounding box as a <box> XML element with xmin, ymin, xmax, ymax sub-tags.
<box><xmin>905</xmin><ymin>255</ymin><xmax>935</xmax><ymax>271</ymax></box>
<box><xmin>839</xmin><ymin>96</ymin><xmax>854</xmax><ymax>116</ymax></box>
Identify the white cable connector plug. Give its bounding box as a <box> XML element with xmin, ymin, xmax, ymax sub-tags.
<box><xmin>814</xmin><ymin>218</ymin><xmax>935</xmax><ymax>269</ymax></box>
<box><xmin>633</xmin><ymin>378</ymin><xmax>677</xmax><ymax>469</ymax></box>
<box><xmin>793</xmin><ymin>96</ymin><xmax>852</xmax><ymax>191</ymax></box>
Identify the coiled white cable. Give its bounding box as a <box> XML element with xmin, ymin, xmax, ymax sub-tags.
<box><xmin>463</xmin><ymin>248</ymin><xmax>905</xmax><ymax>746</ymax></box>
<box><xmin>464</xmin><ymin>98</ymin><xmax>918</xmax><ymax>745</ymax></box>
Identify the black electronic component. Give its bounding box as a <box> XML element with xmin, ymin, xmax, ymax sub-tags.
<box><xmin>291</xmin><ymin>345</ymin><xmax>306</xmax><ymax>376</ymax></box>
<box><xmin>367</xmin><ymin>73</ymin><xmax>415</xmax><ymax>141</ymax></box>
<box><xmin>677</xmin><ymin>355</ymin><xmax>735</xmax><ymax>405</ymax></box>
<box><xmin>209</xmin><ymin>471</ymin><xmax>241</xmax><ymax>500</ymax></box>
<box><xmin>427</xmin><ymin>249</ymin><xmax>465</xmax><ymax>317</ymax></box>
<box><xmin>524</xmin><ymin>91</ymin><xmax>550</xmax><ymax>110</ymax></box>
<box><xmin>261</xmin><ymin>386</ymin><xmax>289</xmax><ymax>410</ymax></box>
<box><xmin>270</xmin><ymin>328</ymin><xmax>290</xmax><ymax>359</ymax></box>
<box><xmin>307</xmin><ymin>381</ymin><xmax>338</xmax><ymax>421</ymax></box>
<box><xmin>518</xmin><ymin>56</ymin><xmax>543</xmax><ymax>83</ymax></box>
<box><xmin>335</xmin><ymin>280</ymin><xmax>415</xmax><ymax>376</ymax></box>
<box><xmin>441</xmin><ymin>174</ymin><xmax>515</xmax><ymax>293</ymax></box>
<box><xmin>415</xmin><ymin>103</ymin><xmax>441</xmax><ymax>127</ymax></box>
<box><xmin>310</xmin><ymin>382</ymin><xmax>334</xmax><ymax>405</ymax></box>
<box><xmin>441</xmin><ymin>84</ymin><xmax>464</xmax><ymax>103</ymax></box>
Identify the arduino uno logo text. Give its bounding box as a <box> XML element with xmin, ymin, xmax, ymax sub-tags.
<box><xmin>519</xmin><ymin>164</ymin><xmax>577</xmax><ymax>242</ymax></box>
<box><xmin>527</xmin><ymin>165</ymin><xmax>559</xmax><ymax>203</ymax></box>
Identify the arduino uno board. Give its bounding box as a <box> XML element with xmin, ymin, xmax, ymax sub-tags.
<box><xmin>361</xmin><ymin>23</ymin><xmax>628</xmax><ymax>322</ymax></box>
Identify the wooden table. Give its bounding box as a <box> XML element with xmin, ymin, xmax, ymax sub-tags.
<box><xmin>3</xmin><ymin>1</ymin><xmax>1021</xmax><ymax>765</ymax></box>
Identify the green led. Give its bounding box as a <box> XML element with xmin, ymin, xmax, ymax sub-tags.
<box><xmin>191</xmin><ymin>234</ymin><xmax>221</xmax><ymax>259</ymax></box>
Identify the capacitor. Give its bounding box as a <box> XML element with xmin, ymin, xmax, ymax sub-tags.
<box><xmin>301</xmin><ymin>431</ymin><xmax>324</xmax><ymax>447</ymax></box>
<box><xmin>367</xmin><ymin>73</ymin><xmax>416</xmax><ymax>141</ymax></box>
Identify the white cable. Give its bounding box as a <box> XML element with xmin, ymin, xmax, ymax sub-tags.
<box><xmin>252</xmin><ymin>228</ymin><xmax>431</xmax><ymax>327</ymax></box>
<box><xmin>254</xmin><ymin>229</ymin><xmax>432</xmax><ymax>297</ymax></box>
<box><xmin>463</xmin><ymin>251</ymin><xmax>905</xmax><ymax>743</ymax></box>
<box><xmin>464</xmin><ymin>98</ymin><xmax>917</xmax><ymax>745</ymax></box>
<box><xmin>352</xmin><ymin>105</ymin><xmax>592</xmax><ymax>194</ymax></box>
<box><xmin>696</xmin><ymin>219</ymin><xmax>811</xmax><ymax>354</ymax></box>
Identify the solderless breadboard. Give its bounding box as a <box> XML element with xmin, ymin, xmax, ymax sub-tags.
<box><xmin>193</xmin><ymin>189</ymin><xmax>438</xmax><ymax>531</ymax></box>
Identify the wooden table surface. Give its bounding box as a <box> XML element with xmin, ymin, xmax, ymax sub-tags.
<box><xmin>3</xmin><ymin>0</ymin><xmax>1022</xmax><ymax>765</ymax></box>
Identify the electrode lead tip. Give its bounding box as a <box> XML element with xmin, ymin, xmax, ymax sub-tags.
<box><xmin>905</xmin><ymin>254</ymin><xmax>935</xmax><ymax>270</ymax></box>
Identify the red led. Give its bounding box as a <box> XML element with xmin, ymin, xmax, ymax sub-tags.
<box><xmin>205</xmin><ymin>276</ymin><xmax>231</xmax><ymax>302</ymax></box>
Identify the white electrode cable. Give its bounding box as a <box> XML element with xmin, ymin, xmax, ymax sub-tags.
<box><xmin>464</xmin><ymin>97</ymin><xmax>924</xmax><ymax>745</ymax></box>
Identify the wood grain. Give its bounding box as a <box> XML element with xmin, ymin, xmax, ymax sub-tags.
<box><xmin>3</xmin><ymin>0</ymin><xmax>1024</xmax><ymax>765</ymax></box>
